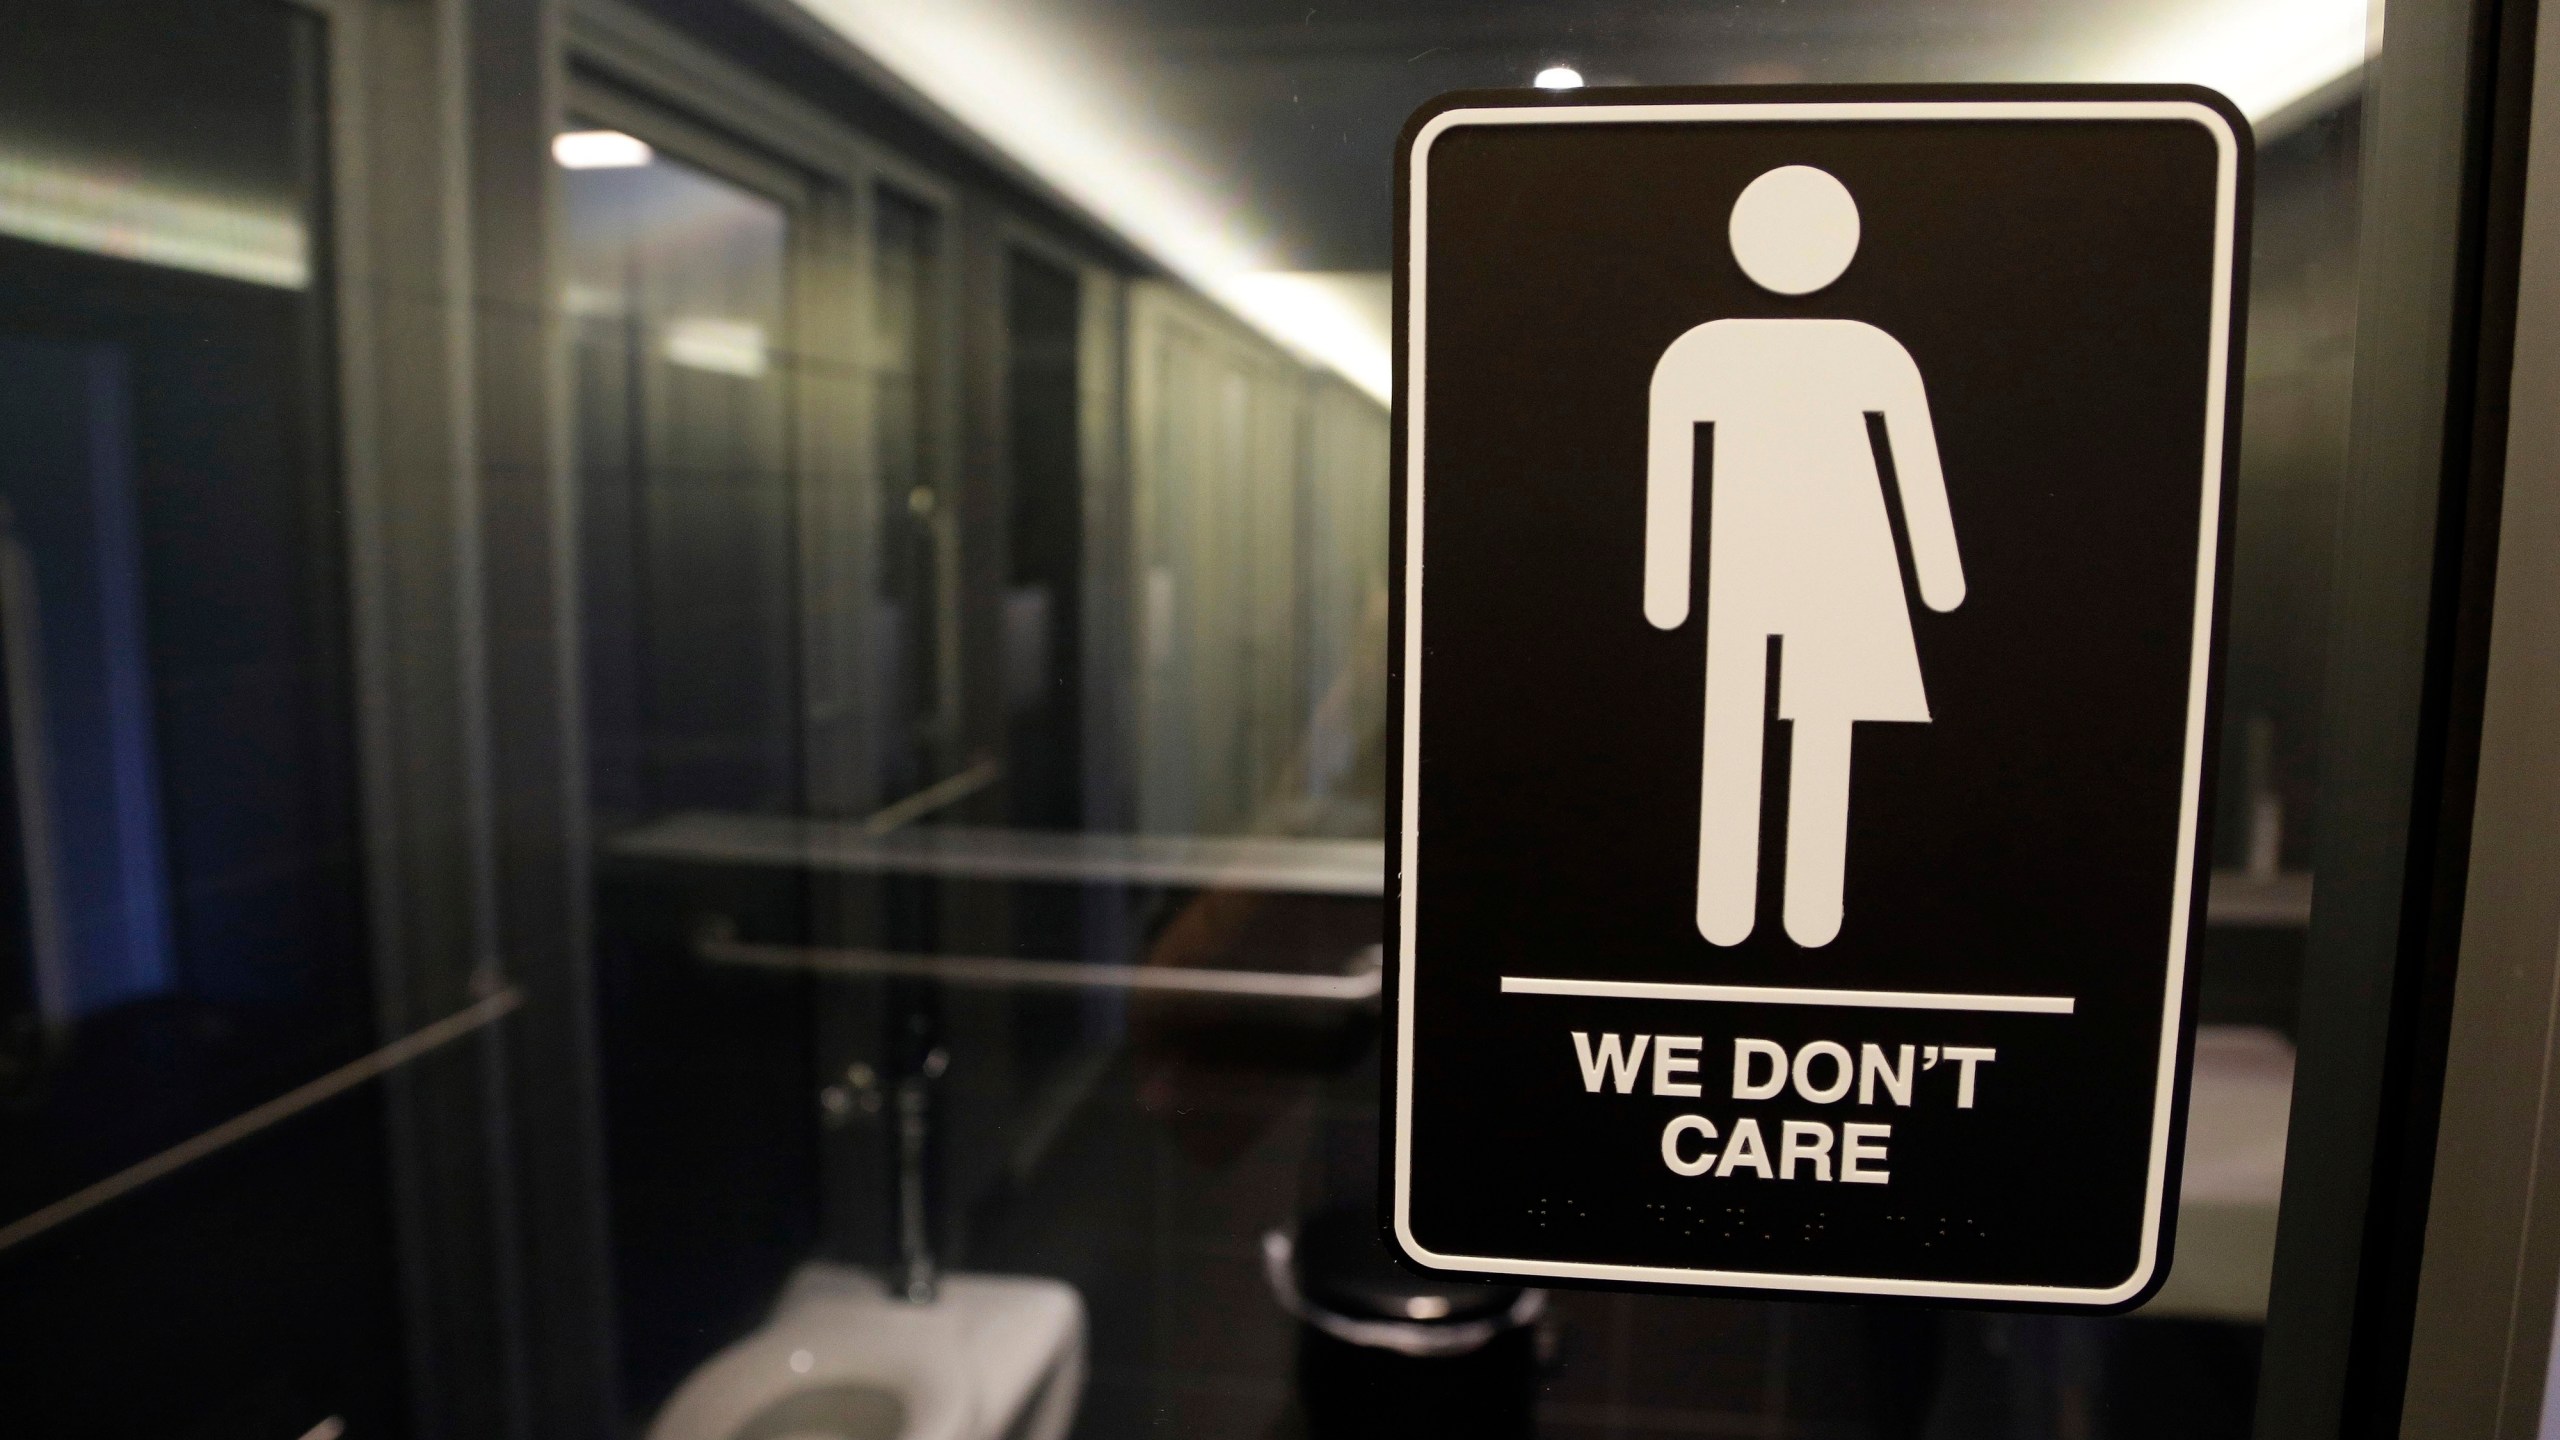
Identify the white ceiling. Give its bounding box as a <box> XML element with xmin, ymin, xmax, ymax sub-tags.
<box><xmin>789</xmin><ymin>0</ymin><xmax>2374</xmax><ymax>399</ymax></box>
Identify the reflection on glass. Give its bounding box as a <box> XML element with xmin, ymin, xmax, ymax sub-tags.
<box><xmin>0</xmin><ymin>0</ymin><xmax>315</xmax><ymax>292</ymax></box>
<box><xmin>1005</xmin><ymin>247</ymin><xmax>1084</xmax><ymax>831</ymax></box>
<box><xmin>0</xmin><ymin>2</ymin><xmax>398</xmax><ymax>1434</ymax></box>
<box><xmin>870</xmin><ymin>186</ymin><xmax>951</xmax><ymax>809</ymax></box>
<box><xmin>571</xmin><ymin>146</ymin><xmax>794</xmax><ymax>821</ymax></box>
<box><xmin>798</xmin><ymin>0</ymin><xmax>2369</xmax><ymax>409</ymax></box>
<box><xmin>579</xmin><ymin>1</ymin><xmax>2370</xmax><ymax>1432</ymax></box>
<box><xmin>0</xmin><ymin>0</ymin><xmax>2389</xmax><ymax>1433</ymax></box>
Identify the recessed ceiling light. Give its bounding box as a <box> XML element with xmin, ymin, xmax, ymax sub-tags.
<box><xmin>1534</xmin><ymin>66</ymin><xmax>1586</xmax><ymax>91</ymax></box>
<box><xmin>552</xmin><ymin>130</ymin><xmax>654</xmax><ymax>169</ymax></box>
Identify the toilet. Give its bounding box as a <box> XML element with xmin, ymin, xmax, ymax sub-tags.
<box><xmin>646</xmin><ymin>1265</ymin><xmax>1085</xmax><ymax>1440</ymax></box>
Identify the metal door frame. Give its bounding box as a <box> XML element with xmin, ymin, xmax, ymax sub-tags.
<box><xmin>2256</xmin><ymin>0</ymin><xmax>2550</xmax><ymax>1434</ymax></box>
<box><xmin>289</xmin><ymin>0</ymin><xmax>625</xmax><ymax>1434</ymax></box>
<box><xmin>2394</xmin><ymin>0</ymin><xmax>2560</xmax><ymax>1433</ymax></box>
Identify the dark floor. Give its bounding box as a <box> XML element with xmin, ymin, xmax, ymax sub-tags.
<box><xmin>962</xmin><ymin>1009</ymin><xmax>2261</xmax><ymax>1440</ymax></box>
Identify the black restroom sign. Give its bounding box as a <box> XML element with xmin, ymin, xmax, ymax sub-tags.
<box><xmin>1386</xmin><ymin>87</ymin><xmax>2249</xmax><ymax>1308</ymax></box>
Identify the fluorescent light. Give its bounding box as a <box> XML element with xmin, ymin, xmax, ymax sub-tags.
<box><xmin>0</xmin><ymin>150</ymin><xmax>305</xmax><ymax>288</ymax></box>
<box><xmin>553</xmin><ymin>130</ymin><xmax>655</xmax><ymax>169</ymax></box>
<box><xmin>1534</xmin><ymin>66</ymin><xmax>1586</xmax><ymax>91</ymax></box>
<box><xmin>560</xmin><ymin>281</ymin><xmax>626</xmax><ymax>319</ymax></box>
<box><xmin>785</xmin><ymin>0</ymin><xmax>2376</xmax><ymax>406</ymax></box>
<box><xmin>786</xmin><ymin>0</ymin><xmax>1390</xmax><ymax>403</ymax></box>
<box><xmin>663</xmin><ymin>317</ymin><xmax>769</xmax><ymax>377</ymax></box>
<box><xmin>2100</xmin><ymin>0</ymin><xmax>2375</xmax><ymax>121</ymax></box>
<box><xmin>1226</xmin><ymin>272</ymin><xmax>1390</xmax><ymax>401</ymax></box>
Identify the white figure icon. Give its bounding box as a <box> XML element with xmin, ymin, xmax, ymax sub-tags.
<box><xmin>1645</xmin><ymin>165</ymin><xmax>1966</xmax><ymax>949</ymax></box>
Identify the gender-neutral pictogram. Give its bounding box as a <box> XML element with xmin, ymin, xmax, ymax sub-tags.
<box><xmin>1644</xmin><ymin>165</ymin><xmax>1966</xmax><ymax>948</ymax></box>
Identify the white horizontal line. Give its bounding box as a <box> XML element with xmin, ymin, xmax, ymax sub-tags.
<box><xmin>1499</xmin><ymin>976</ymin><xmax>2076</xmax><ymax>1015</ymax></box>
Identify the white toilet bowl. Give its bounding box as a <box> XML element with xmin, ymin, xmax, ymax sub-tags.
<box><xmin>647</xmin><ymin>1266</ymin><xmax>1085</xmax><ymax>1440</ymax></box>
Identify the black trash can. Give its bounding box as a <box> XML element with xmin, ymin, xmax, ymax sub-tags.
<box><xmin>1264</xmin><ymin>1205</ymin><xmax>1546</xmax><ymax>1440</ymax></box>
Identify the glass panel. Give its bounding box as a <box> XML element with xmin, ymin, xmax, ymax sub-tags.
<box><xmin>564</xmin><ymin>135</ymin><xmax>812</xmax><ymax>1411</ymax></box>
<box><xmin>0</xmin><ymin>0</ymin><xmax>2412</xmax><ymax>1435</ymax></box>
<box><xmin>0</xmin><ymin>2</ymin><xmax>398</xmax><ymax>1435</ymax></box>
<box><xmin>583</xmin><ymin>8</ymin><xmax>2362</xmax><ymax>1440</ymax></box>
<box><xmin>1005</xmin><ymin>247</ymin><xmax>1083</xmax><ymax>830</ymax></box>
<box><xmin>571</xmin><ymin>144</ymin><xmax>794</xmax><ymax>822</ymax></box>
<box><xmin>870</xmin><ymin>186</ymin><xmax>951</xmax><ymax>807</ymax></box>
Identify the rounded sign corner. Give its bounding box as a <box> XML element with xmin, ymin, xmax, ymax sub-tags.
<box><xmin>2090</xmin><ymin>1235</ymin><xmax>2176</xmax><ymax>1315</ymax></box>
<box><xmin>2157</xmin><ymin>84</ymin><xmax>2257</xmax><ymax>153</ymax></box>
<box><xmin>1383</xmin><ymin>1205</ymin><xmax>1465</xmax><ymax>1278</ymax></box>
<box><xmin>1397</xmin><ymin>95</ymin><xmax>1504</xmax><ymax>168</ymax></box>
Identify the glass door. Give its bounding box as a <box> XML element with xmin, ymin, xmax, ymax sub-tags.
<box><xmin>548</xmin><ymin>3</ymin><xmax>2437</xmax><ymax>1437</ymax></box>
<box><xmin>557</xmin><ymin>94</ymin><xmax>836</xmax><ymax>1412</ymax></box>
<box><xmin>5</xmin><ymin>0</ymin><xmax>2545</xmax><ymax>1436</ymax></box>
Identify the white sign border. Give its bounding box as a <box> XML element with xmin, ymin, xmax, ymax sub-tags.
<box><xmin>1392</xmin><ymin>97</ymin><xmax>2242</xmax><ymax>1306</ymax></box>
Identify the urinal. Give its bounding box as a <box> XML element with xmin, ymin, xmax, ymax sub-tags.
<box><xmin>647</xmin><ymin>1265</ymin><xmax>1085</xmax><ymax>1440</ymax></box>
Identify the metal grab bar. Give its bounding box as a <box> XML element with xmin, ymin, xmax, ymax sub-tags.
<box><xmin>609</xmin><ymin>814</ymin><xmax>1385</xmax><ymax>896</ymax></box>
<box><xmin>698</xmin><ymin>923</ymin><xmax>1383</xmax><ymax>1004</ymax></box>
<box><xmin>0</xmin><ymin>985</ymin><xmax>524</xmax><ymax>1254</ymax></box>
<box><xmin>859</xmin><ymin>756</ymin><xmax>1003</xmax><ymax>838</ymax></box>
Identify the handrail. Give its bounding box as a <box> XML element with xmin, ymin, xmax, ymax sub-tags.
<box><xmin>699</xmin><ymin>923</ymin><xmax>1382</xmax><ymax>1004</ymax></box>
<box><xmin>609</xmin><ymin>814</ymin><xmax>1385</xmax><ymax>896</ymax></box>
<box><xmin>0</xmin><ymin>985</ymin><xmax>524</xmax><ymax>1254</ymax></box>
<box><xmin>859</xmin><ymin>756</ymin><xmax>1003</xmax><ymax>837</ymax></box>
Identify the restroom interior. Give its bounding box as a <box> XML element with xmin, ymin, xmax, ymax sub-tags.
<box><xmin>0</xmin><ymin>0</ymin><xmax>2366</xmax><ymax>1437</ymax></box>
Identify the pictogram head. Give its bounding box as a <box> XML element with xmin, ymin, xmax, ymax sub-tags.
<box><xmin>1729</xmin><ymin>164</ymin><xmax>1860</xmax><ymax>296</ymax></box>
